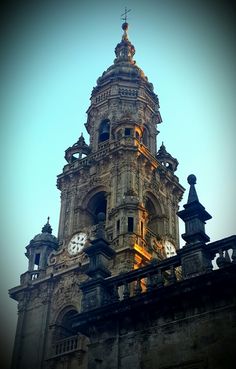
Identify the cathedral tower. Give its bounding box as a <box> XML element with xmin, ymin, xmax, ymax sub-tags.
<box><xmin>10</xmin><ymin>23</ymin><xmax>184</xmax><ymax>369</ymax></box>
<box><xmin>57</xmin><ymin>22</ymin><xmax>184</xmax><ymax>272</ymax></box>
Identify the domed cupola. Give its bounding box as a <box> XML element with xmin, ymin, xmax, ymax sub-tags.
<box><xmin>86</xmin><ymin>22</ymin><xmax>162</xmax><ymax>156</ymax></box>
<box><xmin>96</xmin><ymin>22</ymin><xmax>153</xmax><ymax>90</ymax></box>
<box><xmin>115</xmin><ymin>22</ymin><xmax>135</xmax><ymax>63</ymax></box>
<box><xmin>156</xmin><ymin>142</ymin><xmax>179</xmax><ymax>172</ymax></box>
<box><xmin>25</xmin><ymin>217</ymin><xmax>58</xmax><ymax>274</ymax></box>
<box><xmin>65</xmin><ymin>133</ymin><xmax>90</xmax><ymax>163</ymax></box>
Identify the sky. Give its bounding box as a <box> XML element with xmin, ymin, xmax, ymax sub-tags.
<box><xmin>0</xmin><ymin>0</ymin><xmax>235</xmax><ymax>367</ymax></box>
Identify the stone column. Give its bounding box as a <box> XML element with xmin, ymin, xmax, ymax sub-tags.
<box><xmin>177</xmin><ymin>175</ymin><xmax>212</xmax><ymax>278</ymax></box>
<box><xmin>80</xmin><ymin>214</ymin><xmax>115</xmax><ymax>311</ymax></box>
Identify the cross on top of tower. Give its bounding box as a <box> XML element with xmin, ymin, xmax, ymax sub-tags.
<box><xmin>121</xmin><ymin>7</ymin><xmax>131</xmax><ymax>23</ymax></box>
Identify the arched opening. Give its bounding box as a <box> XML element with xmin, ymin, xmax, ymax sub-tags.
<box><xmin>161</xmin><ymin>160</ymin><xmax>173</xmax><ymax>171</ymax></box>
<box><xmin>142</xmin><ymin>127</ymin><xmax>148</xmax><ymax>146</ymax></box>
<box><xmin>71</xmin><ymin>152</ymin><xmax>87</xmax><ymax>160</ymax></box>
<box><xmin>145</xmin><ymin>197</ymin><xmax>157</xmax><ymax>234</ymax></box>
<box><xmin>51</xmin><ymin>307</ymin><xmax>90</xmax><ymax>363</ymax></box>
<box><xmin>33</xmin><ymin>253</ymin><xmax>40</xmax><ymax>270</ymax></box>
<box><xmin>57</xmin><ymin>309</ymin><xmax>78</xmax><ymax>340</ymax></box>
<box><xmin>144</xmin><ymin>194</ymin><xmax>164</xmax><ymax>236</ymax></box>
<box><xmin>87</xmin><ymin>191</ymin><xmax>107</xmax><ymax>225</ymax></box>
<box><xmin>99</xmin><ymin>119</ymin><xmax>110</xmax><ymax>142</ymax></box>
<box><xmin>135</xmin><ymin>131</ymin><xmax>140</xmax><ymax>141</ymax></box>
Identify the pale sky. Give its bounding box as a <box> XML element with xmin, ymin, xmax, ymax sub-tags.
<box><xmin>0</xmin><ymin>0</ymin><xmax>235</xmax><ymax>366</ymax></box>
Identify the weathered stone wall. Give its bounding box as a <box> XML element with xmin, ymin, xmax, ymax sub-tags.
<box><xmin>11</xmin><ymin>303</ymin><xmax>49</xmax><ymax>369</ymax></box>
<box><xmin>76</xmin><ymin>266</ymin><xmax>236</xmax><ymax>369</ymax></box>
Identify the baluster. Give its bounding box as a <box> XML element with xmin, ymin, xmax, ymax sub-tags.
<box><xmin>123</xmin><ymin>282</ymin><xmax>130</xmax><ymax>299</ymax></box>
<box><xmin>216</xmin><ymin>249</ymin><xmax>224</xmax><ymax>268</ymax></box>
<box><xmin>232</xmin><ymin>244</ymin><xmax>236</xmax><ymax>264</ymax></box>
<box><xmin>216</xmin><ymin>249</ymin><xmax>227</xmax><ymax>268</ymax></box>
<box><xmin>224</xmin><ymin>249</ymin><xmax>231</xmax><ymax>263</ymax></box>
<box><xmin>146</xmin><ymin>274</ymin><xmax>153</xmax><ymax>292</ymax></box>
<box><xmin>134</xmin><ymin>278</ymin><xmax>142</xmax><ymax>296</ymax></box>
<box><xmin>112</xmin><ymin>284</ymin><xmax>120</xmax><ymax>302</ymax></box>
<box><xmin>156</xmin><ymin>269</ymin><xmax>164</xmax><ymax>288</ymax></box>
<box><xmin>168</xmin><ymin>266</ymin><xmax>177</xmax><ymax>284</ymax></box>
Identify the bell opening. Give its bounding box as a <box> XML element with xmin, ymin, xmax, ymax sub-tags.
<box><xmin>99</xmin><ymin>119</ymin><xmax>110</xmax><ymax>142</ymax></box>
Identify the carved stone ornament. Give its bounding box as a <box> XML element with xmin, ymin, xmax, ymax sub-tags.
<box><xmin>48</xmin><ymin>245</ymin><xmax>88</xmax><ymax>270</ymax></box>
<box><xmin>52</xmin><ymin>274</ymin><xmax>81</xmax><ymax>311</ymax></box>
<box><xmin>151</xmin><ymin>238</ymin><xmax>163</xmax><ymax>252</ymax></box>
<box><xmin>28</xmin><ymin>283</ymin><xmax>50</xmax><ymax>307</ymax></box>
<box><xmin>48</xmin><ymin>248</ymin><xmax>67</xmax><ymax>266</ymax></box>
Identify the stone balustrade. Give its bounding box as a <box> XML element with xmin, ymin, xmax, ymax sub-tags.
<box><xmin>63</xmin><ymin>135</ymin><xmax>155</xmax><ymax>175</ymax></box>
<box><xmin>80</xmin><ymin>235</ymin><xmax>236</xmax><ymax>312</ymax></box>
<box><xmin>52</xmin><ymin>335</ymin><xmax>78</xmax><ymax>357</ymax></box>
<box><xmin>20</xmin><ymin>270</ymin><xmax>42</xmax><ymax>284</ymax></box>
<box><xmin>207</xmin><ymin>235</ymin><xmax>236</xmax><ymax>267</ymax></box>
<box><xmin>106</xmin><ymin>257</ymin><xmax>180</xmax><ymax>303</ymax></box>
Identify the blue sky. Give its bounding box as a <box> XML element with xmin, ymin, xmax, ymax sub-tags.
<box><xmin>0</xmin><ymin>0</ymin><xmax>235</xmax><ymax>366</ymax></box>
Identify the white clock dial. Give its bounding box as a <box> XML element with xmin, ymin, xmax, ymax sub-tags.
<box><xmin>67</xmin><ymin>232</ymin><xmax>87</xmax><ymax>256</ymax></box>
<box><xmin>164</xmin><ymin>241</ymin><xmax>176</xmax><ymax>258</ymax></box>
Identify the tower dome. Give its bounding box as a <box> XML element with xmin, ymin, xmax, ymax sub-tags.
<box><xmin>95</xmin><ymin>22</ymin><xmax>155</xmax><ymax>94</ymax></box>
<box><xmin>30</xmin><ymin>217</ymin><xmax>58</xmax><ymax>244</ymax></box>
<box><xmin>25</xmin><ymin>218</ymin><xmax>58</xmax><ymax>273</ymax></box>
<box><xmin>85</xmin><ymin>22</ymin><xmax>162</xmax><ymax>156</ymax></box>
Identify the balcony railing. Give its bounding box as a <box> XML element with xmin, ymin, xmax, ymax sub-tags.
<box><xmin>110</xmin><ymin>236</ymin><xmax>236</xmax><ymax>301</ymax></box>
<box><xmin>52</xmin><ymin>335</ymin><xmax>78</xmax><ymax>357</ymax></box>
<box><xmin>20</xmin><ymin>270</ymin><xmax>43</xmax><ymax>284</ymax></box>
<box><xmin>80</xmin><ymin>235</ymin><xmax>236</xmax><ymax>312</ymax></box>
<box><xmin>106</xmin><ymin>256</ymin><xmax>180</xmax><ymax>304</ymax></box>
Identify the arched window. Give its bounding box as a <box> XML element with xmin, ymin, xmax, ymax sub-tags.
<box><xmin>99</xmin><ymin>119</ymin><xmax>110</xmax><ymax>142</ymax></box>
<box><xmin>87</xmin><ymin>191</ymin><xmax>107</xmax><ymax>225</ymax></box>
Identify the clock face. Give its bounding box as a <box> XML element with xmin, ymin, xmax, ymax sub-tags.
<box><xmin>67</xmin><ymin>232</ymin><xmax>87</xmax><ymax>256</ymax></box>
<box><xmin>164</xmin><ymin>241</ymin><xmax>176</xmax><ymax>258</ymax></box>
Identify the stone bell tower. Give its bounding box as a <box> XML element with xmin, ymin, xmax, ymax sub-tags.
<box><xmin>10</xmin><ymin>22</ymin><xmax>185</xmax><ymax>369</ymax></box>
<box><xmin>57</xmin><ymin>21</ymin><xmax>184</xmax><ymax>273</ymax></box>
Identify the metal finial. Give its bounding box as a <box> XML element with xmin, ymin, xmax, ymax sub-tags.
<box><xmin>187</xmin><ymin>174</ymin><xmax>199</xmax><ymax>203</ymax></box>
<box><xmin>42</xmin><ymin>217</ymin><xmax>52</xmax><ymax>234</ymax></box>
<box><xmin>121</xmin><ymin>7</ymin><xmax>131</xmax><ymax>23</ymax></box>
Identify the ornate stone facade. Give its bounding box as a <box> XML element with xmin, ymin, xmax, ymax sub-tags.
<box><xmin>10</xmin><ymin>22</ymin><xmax>236</xmax><ymax>369</ymax></box>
